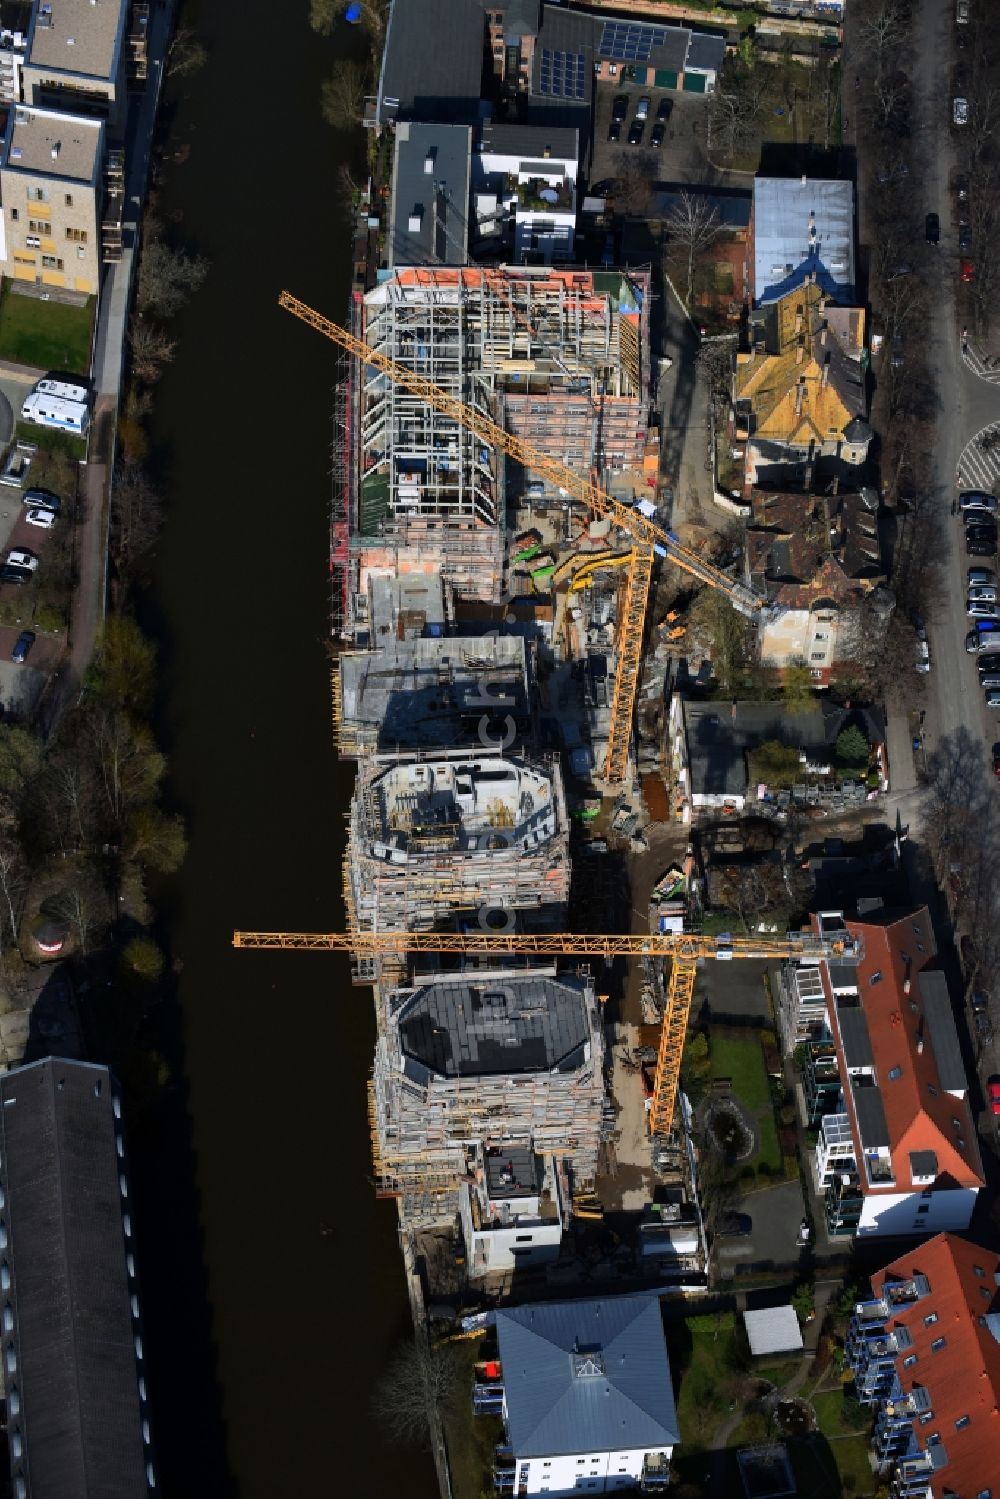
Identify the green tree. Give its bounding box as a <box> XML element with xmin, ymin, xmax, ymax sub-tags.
<box><xmin>121</xmin><ymin>936</ymin><xmax>165</xmax><ymax>982</ymax></box>
<box><xmin>751</xmin><ymin>740</ymin><xmax>801</xmax><ymax>788</ymax></box>
<box><xmin>792</xmin><ymin>1281</ymin><xmax>815</xmax><ymax>1321</ymax></box>
<box><xmin>92</xmin><ymin>615</ymin><xmax>156</xmax><ymax>713</ymax></box>
<box><xmin>0</xmin><ymin>726</ymin><xmax>41</xmax><ymax>797</ymax></box>
<box><xmin>782</xmin><ymin>664</ymin><xmax>815</xmax><ymax>715</ymax></box>
<box><xmin>835</xmin><ymin>724</ymin><xmax>869</xmax><ymax>767</ymax></box>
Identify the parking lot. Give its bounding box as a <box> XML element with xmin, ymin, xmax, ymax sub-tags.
<box><xmin>589</xmin><ymin>78</ymin><xmax>724</xmax><ymax>195</ymax></box>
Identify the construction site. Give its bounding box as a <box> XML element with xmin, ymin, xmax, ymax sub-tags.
<box><xmin>237</xmin><ymin>290</ymin><xmax>821</xmax><ymax>1312</ymax></box>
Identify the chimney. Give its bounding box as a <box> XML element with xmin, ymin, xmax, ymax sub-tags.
<box><xmin>801</xmin><ymin>174</ymin><xmax>807</xmax><ymax>185</ymax></box>
<box><xmin>796</xmin><ymin>339</ymin><xmax>804</xmax><ymax>366</ymax></box>
<box><xmin>821</xmin><ymin>323</ymin><xmax>828</xmax><ymax>347</ymax></box>
<box><xmin>795</xmin><ymin>309</ymin><xmax>803</xmax><ymax>335</ymax></box>
<box><xmin>795</xmin><ymin>379</ymin><xmax>804</xmax><ymax>415</ymax></box>
<box><xmin>832</xmin><ymin>475</ymin><xmax>840</xmax><ymax>496</ymax></box>
<box><xmin>50</xmin><ymin>141</ymin><xmax>60</xmax><ymax>161</ymax></box>
<box><xmin>821</xmin><ymin>357</ymin><xmax>830</xmax><ymax>388</ymax></box>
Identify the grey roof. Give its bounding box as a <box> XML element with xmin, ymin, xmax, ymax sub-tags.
<box><xmin>479</xmin><ymin>121</ymin><xmax>579</xmax><ymax>161</ymax></box>
<box><xmin>485</xmin><ymin>1145</ymin><xmax>540</xmax><ymax>1199</ymax></box>
<box><xmin>378</xmin><ymin>0</ymin><xmax>486</xmax><ymax>124</ymax></box>
<box><xmin>843</xmin><ymin>415</ymin><xmax>873</xmax><ymax>442</ymax></box>
<box><xmin>851</xmin><ymin>1077</ymin><xmax>890</xmax><ymax>1149</ymax></box>
<box><xmin>909</xmin><ymin>1149</ymin><xmax>938</xmax><ymax>1179</ymax></box>
<box><xmin>838</xmin><ymin>1006</ymin><xmax>874</xmax><ymax>1069</ymax></box>
<box><xmin>684</xmin><ymin>30</ymin><xmax>726</xmax><ymax>72</ymax></box>
<box><xmin>0</xmin><ymin>1058</ymin><xmax>148</xmax><ymax>1499</ymax></box>
<box><xmin>919</xmin><ymin>971</ymin><xmax>967</xmax><ymax>1093</ymax></box>
<box><xmin>743</xmin><ymin>1306</ymin><xmax>803</xmax><ymax>1356</ymax></box>
<box><xmin>682</xmin><ymin>699</ymin><xmax>835</xmax><ymax>800</ymax></box>
<box><xmin>389</xmin><ymin>122</ymin><xmax>472</xmax><ymax>268</ymax></box>
<box><xmin>753</xmin><ymin>177</ymin><xmax>856</xmax><ymax>306</ymax></box>
<box><xmin>339</xmin><ymin>635</ymin><xmax>529</xmax><ymax>753</ymax></box>
<box><xmin>398</xmin><ymin>973</ymin><xmax>592</xmax><ymax>1079</ymax></box>
<box><xmin>650</xmin><ymin>186</ymin><xmax>752</xmax><ymax>231</ymax></box>
<box><xmin>492</xmin><ymin>0</ymin><xmax>541</xmax><ymax>34</ymax></box>
<box><xmin>531</xmin><ymin>4</ymin><xmax>594</xmax><ymax>99</ymax></box>
<box><xmin>496</xmin><ymin>1296</ymin><xmax>679</xmax><ymax>1458</ymax></box>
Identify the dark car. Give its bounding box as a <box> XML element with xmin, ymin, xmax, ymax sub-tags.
<box><xmin>978</xmin><ymin>655</ymin><xmax>1000</xmax><ymax>674</ymax></box>
<box><xmin>608</xmin><ymin>119</ymin><xmax>621</xmax><ymax>143</ymax></box>
<box><xmin>956</xmin><ymin>172</ymin><xmax>969</xmax><ymax>202</ymax></box>
<box><xmin>717</xmin><ymin>1212</ymin><xmax>752</xmax><ymax>1238</ymax></box>
<box><xmin>994</xmin><ymin>743</ymin><xmax>1000</xmax><ymax>777</ymax></box>
<box><xmin>10</xmin><ymin>630</ymin><xmax>34</xmax><ymax>665</ymax></box>
<box><xmin>627</xmin><ymin>120</ymin><xmax>644</xmax><ymax>146</ymax></box>
<box><xmin>612</xmin><ymin>93</ymin><xmax>628</xmax><ymax>122</ymax></box>
<box><xmin>0</xmin><ymin>565</ymin><xmax>31</xmax><ymax>586</ymax></box>
<box><xmin>925</xmin><ymin>211</ymin><xmax>940</xmax><ymax>244</ymax></box>
<box><xmin>657</xmin><ymin>97</ymin><xmax>672</xmax><ymax>122</ymax></box>
<box><xmin>22</xmin><ymin>487</ymin><xmax>59</xmax><ymax>514</ymax></box>
<box><xmin>974</xmin><ymin>989</ymin><xmax>991</xmax><ymax>1011</ymax></box>
<box><xmin>650</xmin><ymin>121</ymin><xmax>665</xmax><ymax>147</ymax></box>
<box><xmin>961</xmin><ymin>490</ymin><xmax>999</xmax><ymax>512</ymax></box>
<box><xmin>969</xmin><ymin>536</ymin><xmax>999</xmax><ymax>557</ymax></box>
<box><xmin>960</xmin><ymin>223</ymin><xmax>972</xmax><ymax>252</ymax></box>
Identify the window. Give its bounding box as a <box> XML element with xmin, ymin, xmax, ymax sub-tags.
<box><xmin>27</xmin><ymin>219</ymin><xmax>47</xmax><ymax>234</ymax></box>
<box><xmin>923</xmin><ymin>1312</ymin><xmax>939</xmax><ymax>1326</ymax></box>
<box><xmin>955</xmin><ymin>1415</ymin><xmax>971</xmax><ymax>1430</ymax></box>
<box><xmin>888</xmin><ymin>1065</ymin><xmax>902</xmax><ymax>1080</ymax></box>
<box><xmin>8</xmin><ymin>208</ymin><xmax>16</xmax><ymax>222</ymax></box>
<box><xmin>902</xmin><ymin>1353</ymin><xmax>918</xmax><ymax>1368</ymax></box>
<box><xmin>810</xmin><ymin>652</ymin><xmax>826</xmax><ymax>661</ymax></box>
<box><xmin>927</xmin><ymin>1432</ymin><xmax>941</xmax><ymax>1446</ymax></box>
<box><xmin>64</xmin><ymin>192</ymin><xmax>73</xmax><ymax>207</ymax></box>
<box><xmin>64</xmin><ymin>228</ymin><xmax>87</xmax><ymax>243</ymax></box>
<box><xmin>919</xmin><ymin>1411</ymin><xmax>935</xmax><ymax>1425</ymax></box>
<box><xmin>26</xmin><ymin>187</ymin><xmax>48</xmax><ymax>204</ymax></box>
<box><xmin>870</xmin><ymin>971</ymin><xmax>882</xmax><ymax>986</ymax></box>
<box><xmin>974</xmin><ymin>1265</ymin><xmax>985</xmax><ymax>1277</ymax></box>
<box><xmin>917</xmin><ymin>1204</ymin><xmax>930</xmax><ymax>1214</ymax></box>
<box><xmin>931</xmin><ymin>1336</ymin><xmax>946</xmax><ymax>1352</ymax></box>
<box><xmin>515</xmin><ymin>1234</ymin><xmax>532</xmax><ymax>1242</ymax></box>
<box><xmin>976</xmin><ymin>1489</ymin><xmax>992</xmax><ymax>1499</ymax></box>
<box><xmin>40</xmin><ymin>255</ymin><xmax>63</xmax><ymax>271</ymax></box>
<box><xmin>927</xmin><ymin>1083</ymin><xmax>938</xmax><ymax>1096</ymax></box>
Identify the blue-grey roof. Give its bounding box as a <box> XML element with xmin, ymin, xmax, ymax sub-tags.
<box><xmin>389</xmin><ymin>122</ymin><xmax>472</xmax><ymax>268</ymax></box>
<box><xmin>753</xmin><ymin>177</ymin><xmax>856</xmax><ymax>306</ymax></box>
<box><xmin>919</xmin><ymin>971</ymin><xmax>967</xmax><ymax>1094</ymax></box>
<box><xmin>496</xmin><ymin>1295</ymin><xmax>678</xmax><ymax>1457</ymax></box>
<box><xmin>684</xmin><ymin>30</ymin><xmax>725</xmax><ymax>73</ymax></box>
<box><xmin>838</xmin><ymin>1005</ymin><xmax>873</xmax><ymax>1069</ymax></box>
<box><xmin>851</xmin><ymin>1077</ymin><xmax>889</xmax><ymax>1149</ymax></box>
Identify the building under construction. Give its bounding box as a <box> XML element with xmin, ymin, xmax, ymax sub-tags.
<box><xmin>345</xmin><ymin>748</ymin><xmax>569</xmax><ymax>937</ymax></box>
<box><xmin>368</xmin><ymin>966</ymin><xmax>608</xmax><ymax>1236</ymax></box>
<box><xmin>348</xmin><ymin>266</ymin><xmax>652</xmax><ymax>640</ymax></box>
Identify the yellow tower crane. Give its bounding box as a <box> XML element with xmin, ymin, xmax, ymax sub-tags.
<box><xmin>278</xmin><ymin>290</ymin><xmax>762</xmax><ymax>785</ymax></box>
<box><xmin>233</xmin><ymin>926</ymin><xmax>857</xmax><ymax>1136</ymax></box>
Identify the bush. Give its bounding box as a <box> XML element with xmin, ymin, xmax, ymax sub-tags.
<box><xmin>121</xmin><ymin>936</ymin><xmax>164</xmax><ymax>981</ymax></box>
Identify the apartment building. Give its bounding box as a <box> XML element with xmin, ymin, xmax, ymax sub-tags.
<box><xmin>487</xmin><ymin>1296</ymin><xmax>678</xmax><ymax>1497</ymax></box>
<box><xmin>474</xmin><ymin>122</ymin><xmax>578</xmax><ymax>263</ymax></box>
<box><xmin>847</xmin><ymin>1233</ymin><xmax>1000</xmax><ymax>1499</ymax></box>
<box><xmin>0</xmin><ymin>103</ymin><xmax>103</xmax><ymax>293</ymax></box>
<box><xmin>0</xmin><ymin>1057</ymin><xmax>155</xmax><ymax>1497</ymax></box>
<box><xmin>21</xmin><ymin>0</ymin><xmax>130</xmax><ymax>128</ymax></box>
<box><xmin>797</xmin><ymin>908</ymin><xmax>984</xmax><ymax>1238</ymax></box>
<box><xmin>752</xmin><ymin>176</ymin><xmax>855</xmax><ymax>306</ymax></box>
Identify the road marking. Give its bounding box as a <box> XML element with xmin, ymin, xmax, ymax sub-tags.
<box><xmin>962</xmin><ymin>345</ymin><xmax>1000</xmax><ymax>385</ymax></box>
<box><xmin>959</xmin><ymin>423</ymin><xmax>1000</xmax><ymax>491</ymax></box>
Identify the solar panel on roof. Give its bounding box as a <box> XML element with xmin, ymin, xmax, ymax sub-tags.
<box><xmin>599</xmin><ymin>19</ymin><xmax>667</xmax><ymax>61</ymax></box>
<box><xmin>539</xmin><ymin>46</ymin><xmax>585</xmax><ymax>100</ymax></box>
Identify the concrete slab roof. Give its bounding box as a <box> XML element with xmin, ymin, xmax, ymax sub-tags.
<box><xmin>4</xmin><ymin>105</ymin><xmax>101</xmax><ymax>181</ymax></box>
<box><xmin>27</xmin><ymin>0</ymin><xmax>126</xmax><ymax>82</ymax></box>
<box><xmin>389</xmin><ymin>122</ymin><xmax>472</xmax><ymax>268</ymax></box>
<box><xmin>744</xmin><ymin>1306</ymin><xmax>803</xmax><ymax>1356</ymax></box>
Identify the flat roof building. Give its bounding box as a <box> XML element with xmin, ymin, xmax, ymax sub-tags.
<box><xmin>752</xmin><ymin>177</ymin><xmax>856</xmax><ymax>305</ymax></box>
<box><xmin>389</xmin><ymin>121</ymin><xmax>472</xmax><ymax>268</ymax></box>
<box><xmin>22</xmin><ymin>0</ymin><xmax>129</xmax><ymax>125</ymax></box>
<box><xmin>0</xmin><ymin>1057</ymin><xmax>154</xmax><ymax>1498</ymax></box>
<box><xmin>376</xmin><ymin>0</ymin><xmax>487</xmax><ymax>126</ymax></box>
<box><xmin>0</xmin><ymin>104</ymin><xmax>105</xmax><ymax>294</ymax></box>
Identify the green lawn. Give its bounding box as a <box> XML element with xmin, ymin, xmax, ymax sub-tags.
<box><xmin>672</xmin><ymin>1313</ymin><xmax>741</xmax><ymax>1448</ymax></box>
<box><xmin>809</xmin><ymin>1390</ymin><xmax>875</xmax><ymax>1495</ymax></box>
<box><xmin>710</xmin><ymin>1034</ymin><xmax>770</xmax><ymax>1111</ymax></box>
<box><xmin>755</xmin><ymin>1111</ymin><xmax>783</xmax><ymax>1172</ymax></box>
<box><xmin>789</xmin><ymin>1431</ymin><xmax>874</xmax><ymax>1497</ymax></box>
<box><xmin>443</xmin><ymin>1337</ymin><xmax>504</xmax><ymax>1499</ymax></box>
<box><xmin>0</xmin><ymin>285</ymin><xmax>94</xmax><ymax>374</ymax></box>
<box><xmin>754</xmin><ymin>1357</ymin><xmax>803</xmax><ymax>1391</ymax></box>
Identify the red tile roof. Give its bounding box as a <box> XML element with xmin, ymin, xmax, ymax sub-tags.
<box><xmin>816</xmin><ymin>908</ymin><xmax>983</xmax><ymax>1192</ymax></box>
<box><xmin>872</xmin><ymin>1233</ymin><xmax>1000</xmax><ymax>1499</ymax></box>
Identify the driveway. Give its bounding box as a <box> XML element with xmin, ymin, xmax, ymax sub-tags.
<box><xmin>716</xmin><ymin>1178</ymin><xmax>805</xmax><ymax>1272</ymax></box>
<box><xmin>695</xmin><ymin>957</ymin><xmax>774</xmax><ymax>1026</ymax></box>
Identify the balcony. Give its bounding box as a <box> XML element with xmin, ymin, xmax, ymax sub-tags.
<box><xmin>641</xmin><ymin>1453</ymin><xmax>671</xmax><ymax>1490</ymax></box>
<box><xmin>512</xmin><ymin>176</ymin><xmax>575</xmax><ymax>213</ymax></box>
<box><xmin>865</xmin><ymin>1153</ymin><xmax>895</xmax><ymax>1187</ymax></box>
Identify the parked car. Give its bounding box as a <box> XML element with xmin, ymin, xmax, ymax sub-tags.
<box><xmin>981</xmin><ymin>675</ymin><xmax>1000</xmax><ymax>689</ymax></box>
<box><xmin>959</xmin><ymin>222</ymin><xmax>973</xmax><ymax>252</ymax></box>
<box><xmin>612</xmin><ymin>94</ymin><xmax>628</xmax><ymax>122</ymax></box>
<box><xmin>969</xmin><ymin>586</ymin><xmax>999</xmax><ymax>602</ymax></box>
<box><xmin>967</xmin><ymin>534</ymin><xmax>998</xmax><ymax>557</ymax></box>
<box><xmin>608</xmin><ymin>119</ymin><xmax>621</xmax><ymax>142</ymax></box>
<box><xmin>925</xmin><ymin>212</ymin><xmax>940</xmax><ymax>244</ymax></box>
<box><xmin>961</xmin><ymin>491</ymin><xmax>999</xmax><ymax>512</ymax></box>
<box><xmin>634</xmin><ymin>95</ymin><xmax>650</xmax><ymax>120</ymax></box>
<box><xmin>717</xmin><ymin>1212</ymin><xmax>752</xmax><ymax>1237</ymax></box>
<box><xmin>10</xmin><ymin>630</ymin><xmax>33</xmax><ymax>665</ymax></box>
<box><xmin>916</xmin><ymin>638</ymin><xmax>931</xmax><ymax>673</ymax></box>
<box><xmin>976</xmin><ymin>618</ymin><xmax>1000</xmax><ymax>633</ymax></box>
<box><xmin>969</xmin><ymin>567</ymin><xmax>997</xmax><ymax>585</ymax></box>
<box><xmin>650</xmin><ymin>122</ymin><xmax>665</xmax><ymax>147</ymax></box>
<box><xmin>993</xmin><ymin>742</ymin><xmax>1000</xmax><ymax>777</ymax></box>
<box><xmin>657</xmin><ymin>98</ymin><xmax>672</xmax><ymax>122</ymax></box>
<box><xmin>0</xmin><ymin>565</ymin><xmax>31</xmax><ymax>586</ymax></box>
<box><xmin>957</xmin><ymin>0</ymin><xmax>969</xmax><ymax>22</ymax></box>
<box><xmin>890</xmin><ymin>331</ymin><xmax>905</xmax><ymax>369</ymax></box>
<box><xmin>6</xmin><ymin>549</ymin><xmax>37</xmax><ymax>573</ymax></box>
<box><xmin>627</xmin><ymin>120</ymin><xmax>644</xmax><ymax>146</ymax></box>
<box><xmin>961</xmin><ymin>258</ymin><xmax>976</xmax><ymax>282</ymax></box>
<box><xmin>954</xmin><ymin>96</ymin><xmax>969</xmax><ymax>125</ymax></box>
<box><xmin>973</xmin><ymin>989</ymin><xmax>990</xmax><ymax>1012</ymax></box>
<box><xmin>978</xmin><ymin>1012</ymin><xmax>994</xmax><ymax>1043</ymax></box>
<box><xmin>968</xmin><ymin>601</ymin><xmax>1000</xmax><ymax>619</ymax></box>
<box><xmin>988</xmin><ymin>1077</ymin><xmax>1000</xmax><ymax>1116</ymax></box>
<box><xmin>987</xmin><ymin>691</ymin><xmax>1000</xmax><ymax>708</ymax></box>
<box><xmin>22</xmin><ymin>488</ymin><xmax>59</xmax><ymax>514</ymax></box>
<box><xmin>24</xmin><ymin>507</ymin><xmax>56</xmax><ymax>530</ymax></box>
<box><xmin>967</xmin><ymin>629</ymin><xmax>1000</xmax><ymax>651</ymax></box>
<box><xmin>956</xmin><ymin>172</ymin><xmax>969</xmax><ymax>203</ymax></box>
<box><xmin>979</xmin><ymin>654</ymin><xmax>1000</xmax><ymax>673</ymax></box>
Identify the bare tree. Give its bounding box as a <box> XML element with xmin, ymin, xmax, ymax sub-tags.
<box><xmin>49</xmin><ymin>877</ymin><xmax>106</xmax><ymax>956</ymax></box>
<box><xmin>310</xmin><ymin>0</ymin><xmax>387</xmax><ymax>45</ymax></box>
<box><xmin>372</xmin><ymin>1338</ymin><xmax>460</xmax><ymax>1446</ymax></box>
<box><xmin>710</xmin><ymin>79</ymin><xmax>765</xmax><ymax>161</ymax></box>
<box><xmin>110</xmin><ymin>464</ymin><xmax>164</xmax><ymax>582</ymax></box>
<box><xmin>320</xmin><ymin>59</ymin><xmax>367</xmax><ymax>129</ymax></box>
<box><xmin>128</xmin><ymin>322</ymin><xmax>176</xmax><ymax>383</ymax></box>
<box><xmin>166</xmin><ymin>27</ymin><xmax>207</xmax><ymax>77</ymax></box>
<box><xmin>136</xmin><ymin>239</ymin><xmax>210</xmax><ymax>319</ymax></box>
<box><xmin>858</xmin><ymin>1</ymin><xmax>905</xmax><ymax>73</ymax></box>
<box><xmin>665</xmin><ymin>192</ymin><xmax>722</xmax><ymax>310</ymax></box>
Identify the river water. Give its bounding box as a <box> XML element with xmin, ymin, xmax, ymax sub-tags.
<box><xmin>135</xmin><ymin>4</ymin><xmax>438</xmax><ymax>1494</ymax></box>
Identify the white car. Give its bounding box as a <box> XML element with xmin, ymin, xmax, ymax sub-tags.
<box><xmin>24</xmin><ymin>508</ymin><xmax>55</xmax><ymax>529</ymax></box>
<box><xmin>916</xmin><ymin>639</ymin><xmax>931</xmax><ymax>673</ymax></box>
<box><xmin>967</xmin><ymin>600</ymin><xmax>1000</xmax><ymax>619</ymax></box>
<box><xmin>969</xmin><ymin>586</ymin><xmax>999</xmax><ymax>603</ymax></box>
<box><xmin>6</xmin><ymin>549</ymin><xmax>37</xmax><ymax>572</ymax></box>
<box><xmin>957</xmin><ymin>0</ymin><xmax>969</xmax><ymax>22</ymax></box>
<box><xmin>954</xmin><ymin>96</ymin><xmax>969</xmax><ymax>125</ymax></box>
<box><xmin>969</xmin><ymin>567</ymin><xmax>997</xmax><ymax>586</ymax></box>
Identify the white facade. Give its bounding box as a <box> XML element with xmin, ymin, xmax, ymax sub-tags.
<box><xmin>474</xmin><ymin>138</ymin><xmax>578</xmax><ymax>264</ymax></box>
<box><xmin>857</xmin><ymin>1186</ymin><xmax>979</xmax><ymax>1238</ymax></box>
<box><xmin>459</xmin><ymin>1153</ymin><xmax>566</xmax><ymax>1279</ymax></box>
<box><xmin>511</xmin><ymin>1447</ymin><xmax>669</xmax><ymax>1497</ymax></box>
